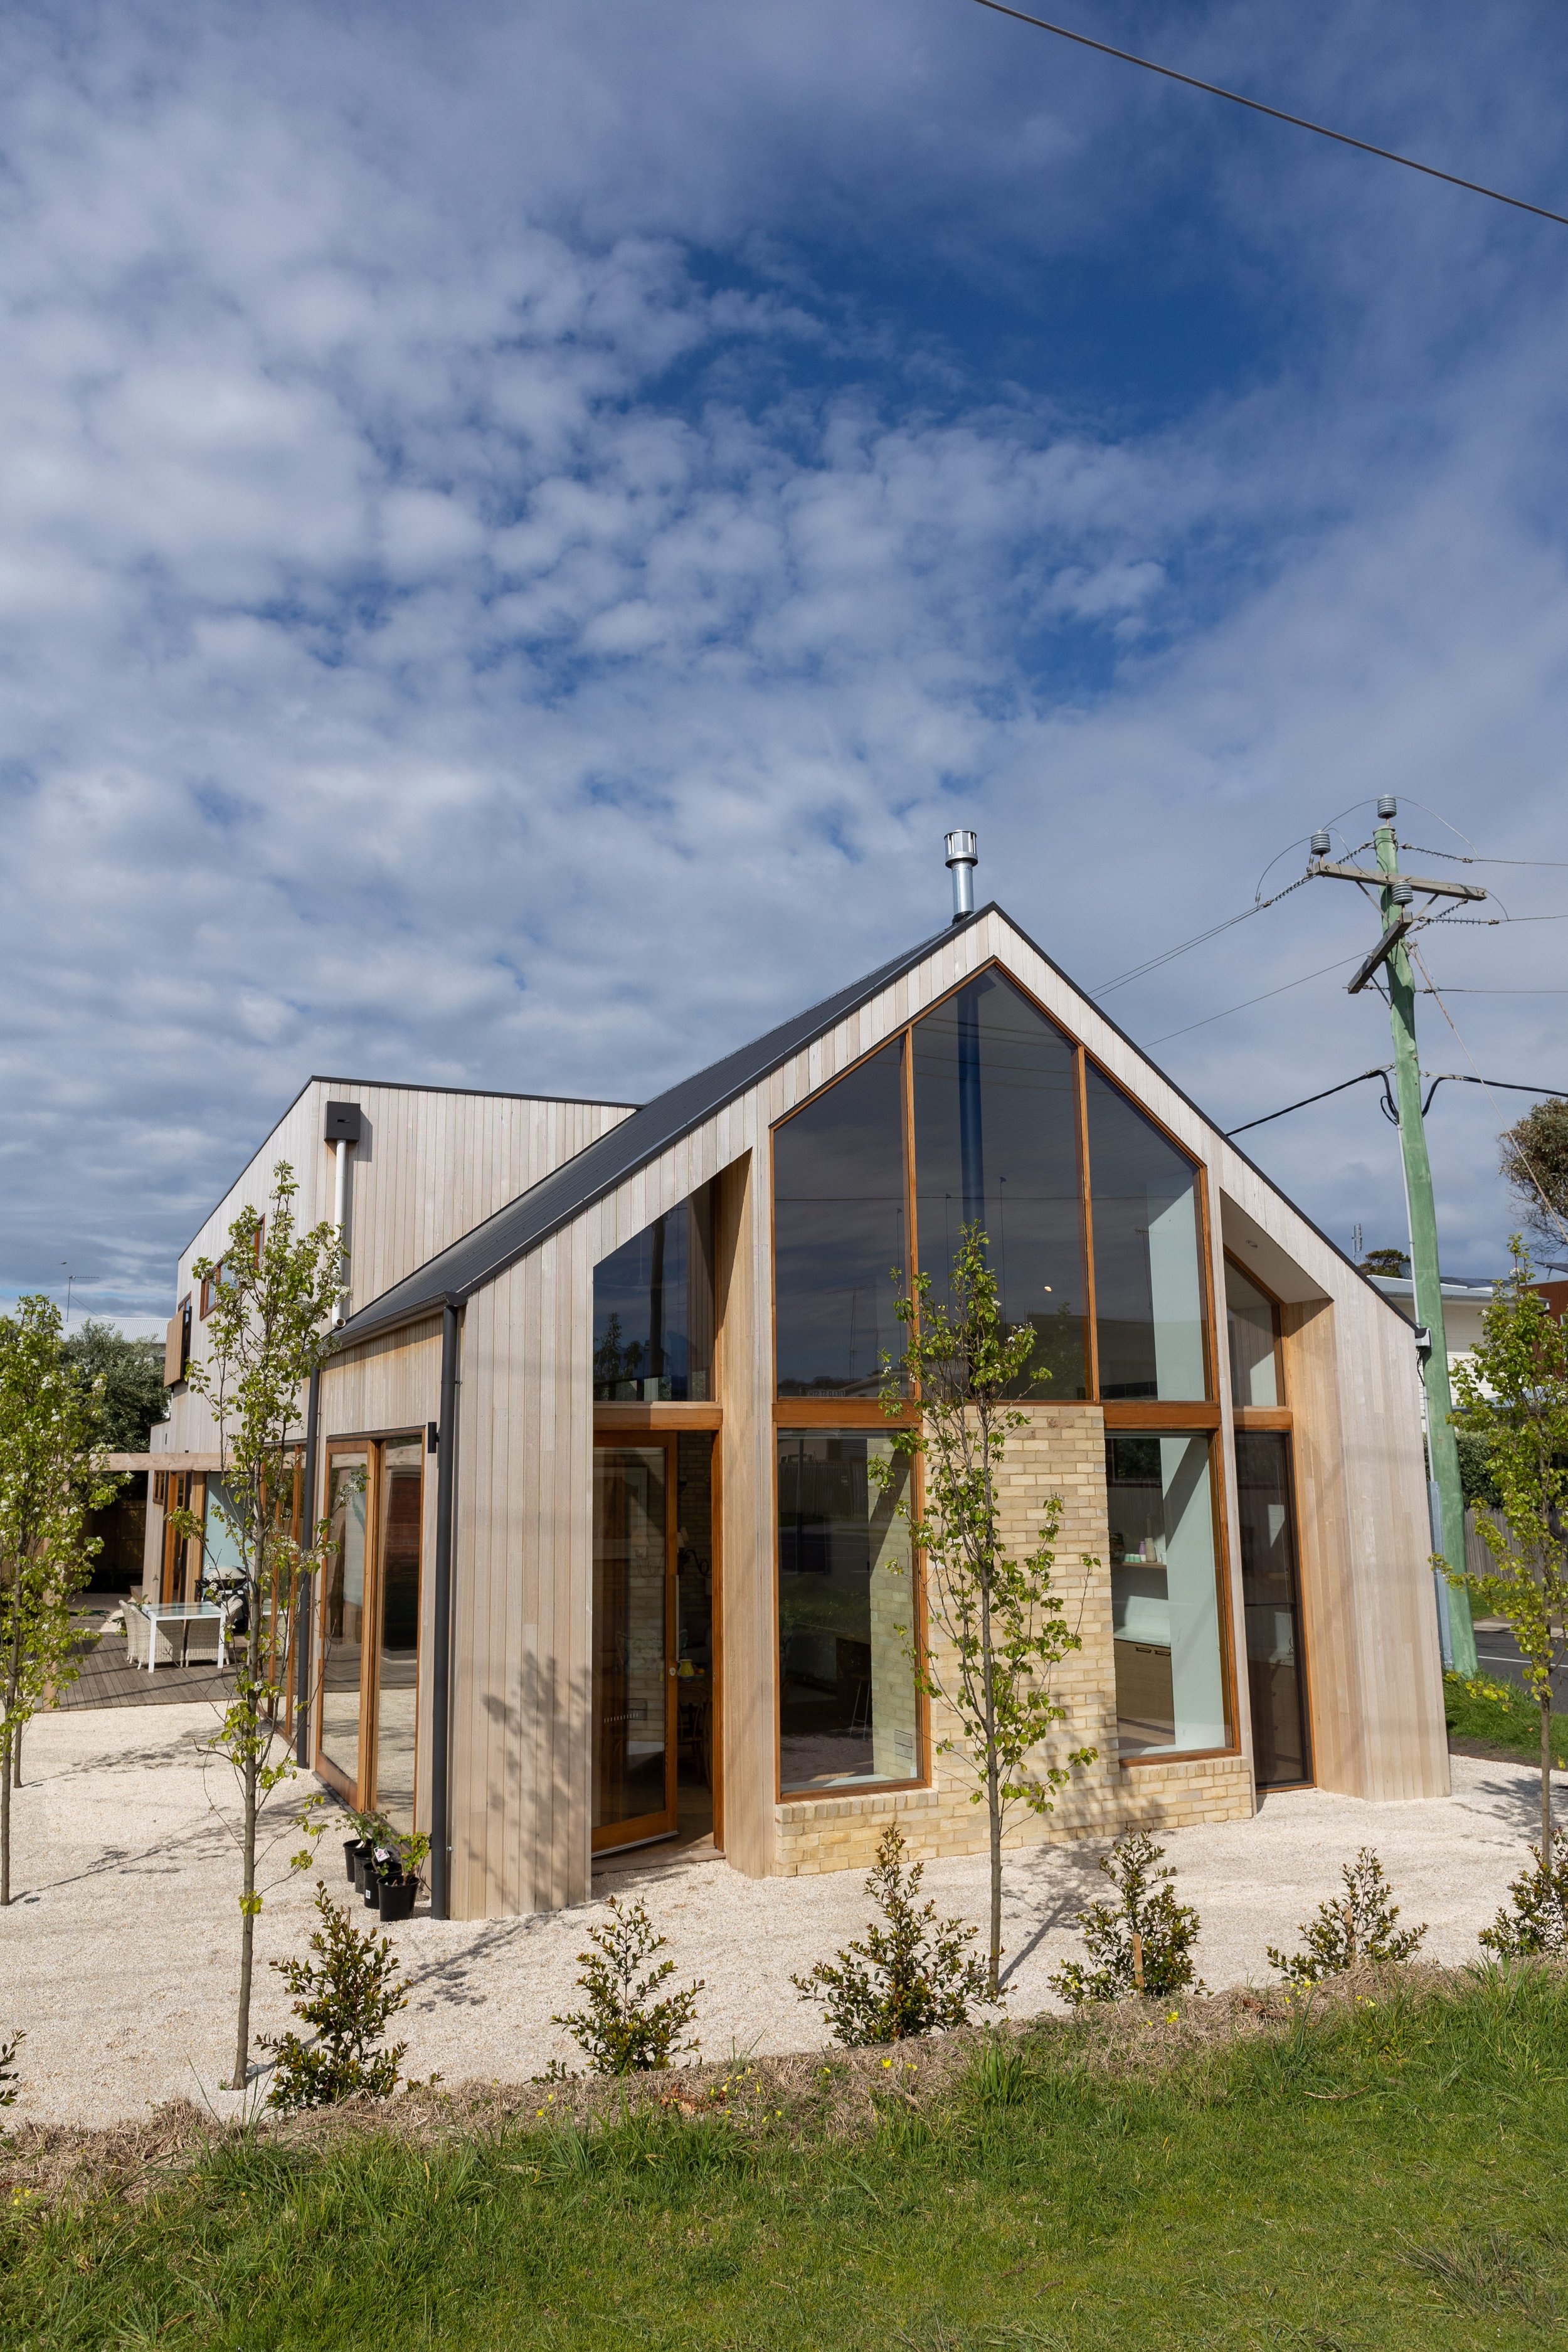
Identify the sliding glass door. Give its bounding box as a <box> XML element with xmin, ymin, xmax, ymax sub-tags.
<box><xmin>316</xmin><ymin>1439</ymin><xmax>425</xmax><ymax>1821</ymax></box>
<box><xmin>593</xmin><ymin>1441</ymin><xmax>676</xmax><ymax>1852</ymax></box>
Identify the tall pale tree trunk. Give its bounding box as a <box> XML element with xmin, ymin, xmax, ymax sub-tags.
<box><xmin>1542</xmin><ymin>1693</ymin><xmax>1553</xmax><ymax>1858</ymax></box>
<box><xmin>231</xmin><ymin>1581</ymin><xmax>265</xmax><ymax>2089</ymax></box>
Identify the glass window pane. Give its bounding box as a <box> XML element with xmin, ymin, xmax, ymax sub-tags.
<box><xmin>778</xmin><ymin>1431</ymin><xmax>918</xmax><ymax>1789</ymax></box>
<box><xmin>320</xmin><ymin>1453</ymin><xmax>369</xmax><ymax>1789</ymax></box>
<box><xmin>593</xmin><ymin>1446</ymin><xmax>669</xmax><ymax>1829</ymax></box>
<box><xmin>1226</xmin><ymin>1260</ymin><xmax>1280</xmax><ymax>1409</ymax></box>
<box><xmin>774</xmin><ymin>1042</ymin><xmax>907</xmax><ymax>1399</ymax></box>
<box><xmin>1086</xmin><ymin>1069</ymin><xmax>1209</xmax><ymax>1400</ymax></box>
<box><xmin>593</xmin><ymin>1187</ymin><xmax>714</xmax><ymax>1401</ymax></box>
<box><xmin>1107</xmin><ymin>1433</ymin><xmax>1229</xmax><ymax>1756</ymax></box>
<box><xmin>1236</xmin><ymin>1431</ymin><xmax>1310</xmax><ymax>1786</ymax></box>
<box><xmin>375</xmin><ymin>1441</ymin><xmax>423</xmax><ymax>1833</ymax></box>
<box><xmin>912</xmin><ymin>972</ymin><xmax>1088</xmax><ymax>1399</ymax></box>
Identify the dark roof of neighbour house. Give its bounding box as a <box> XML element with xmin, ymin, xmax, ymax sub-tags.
<box><xmin>336</xmin><ymin>899</ymin><xmax>1405</xmax><ymax>1348</ymax></box>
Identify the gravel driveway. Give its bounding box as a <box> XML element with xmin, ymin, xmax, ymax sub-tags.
<box><xmin>1</xmin><ymin>1702</ymin><xmax>1559</xmax><ymax>2127</ymax></box>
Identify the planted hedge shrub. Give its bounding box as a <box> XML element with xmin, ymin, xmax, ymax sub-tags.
<box><xmin>1268</xmin><ymin>1848</ymin><xmax>1426</xmax><ymax>1986</ymax></box>
<box><xmin>793</xmin><ymin>1822</ymin><xmax>993</xmax><ymax>2044</ymax></box>
<box><xmin>553</xmin><ymin>1897</ymin><xmax>702</xmax><ymax>2074</ymax></box>
<box><xmin>1049</xmin><ymin>1829</ymin><xmax>1204</xmax><ymax>2005</ymax></box>
<box><xmin>262</xmin><ymin>1887</ymin><xmax>408</xmax><ymax>2111</ymax></box>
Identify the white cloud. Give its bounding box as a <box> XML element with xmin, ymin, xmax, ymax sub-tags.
<box><xmin>2</xmin><ymin>0</ymin><xmax>1566</xmax><ymax>1315</ymax></box>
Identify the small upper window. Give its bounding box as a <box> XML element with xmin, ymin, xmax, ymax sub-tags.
<box><xmin>1225</xmin><ymin>1260</ymin><xmax>1281</xmax><ymax>1409</ymax></box>
<box><xmin>593</xmin><ymin>1187</ymin><xmax>715</xmax><ymax>1402</ymax></box>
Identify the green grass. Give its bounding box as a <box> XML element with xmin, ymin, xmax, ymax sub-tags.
<box><xmin>6</xmin><ymin>1972</ymin><xmax>1568</xmax><ymax>2349</ymax></box>
<box><xmin>1444</xmin><ymin>1669</ymin><xmax>1568</xmax><ymax>1766</ymax></box>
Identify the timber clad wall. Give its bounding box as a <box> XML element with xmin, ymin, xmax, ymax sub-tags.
<box><xmin>155</xmin><ymin>904</ymin><xmax>1448</xmax><ymax>1920</ymax></box>
<box><xmin>167</xmin><ymin>1082</ymin><xmax>634</xmax><ymax>1454</ymax></box>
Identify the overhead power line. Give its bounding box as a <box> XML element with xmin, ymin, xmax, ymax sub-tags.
<box><xmin>1224</xmin><ymin>1066</ymin><xmax>1392</xmax><ymax>1138</ymax></box>
<box><xmin>968</xmin><ymin>2</ymin><xmax>1568</xmax><ymax>229</ymax></box>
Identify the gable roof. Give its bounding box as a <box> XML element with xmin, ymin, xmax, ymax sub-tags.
<box><xmin>336</xmin><ymin>899</ymin><xmax>1395</xmax><ymax>1348</ymax></box>
<box><xmin>336</xmin><ymin>911</ymin><xmax>967</xmax><ymax>1344</ymax></box>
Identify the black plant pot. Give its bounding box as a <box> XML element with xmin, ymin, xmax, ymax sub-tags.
<box><xmin>377</xmin><ymin>1875</ymin><xmax>418</xmax><ymax>1923</ymax></box>
<box><xmin>362</xmin><ymin>1865</ymin><xmax>382</xmax><ymax>1910</ymax></box>
<box><xmin>343</xmin><ymin>1837</ymin><xmax>361</xmax><ymax>1885</ymax></box>
<box><xmin>349</xmin><ymin>1841</ymin><xmax>374</xmax><ymax>1893</ymax></box>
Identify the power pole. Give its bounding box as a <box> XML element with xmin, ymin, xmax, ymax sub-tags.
<box><xmin>1308</xmin><ymin>794</ymin><xmax>1482</xmax><ymax>1675</ymax></box>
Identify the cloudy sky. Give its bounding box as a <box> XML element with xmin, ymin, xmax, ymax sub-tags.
<box><xmin>4</xmin><ymin>0</ymin><xmax>1567</xmax><ymax>1332</ymax></box>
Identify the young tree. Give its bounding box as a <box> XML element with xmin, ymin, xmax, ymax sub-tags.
<box><xmin>877</xmin><ymin>1224</ymin><xmax>1096</xmax><ymax>2001</ymax></box>
<box><xmin>177</xmin><ymin>1163</ymin><xmax>341</xmax><ymax>2089</ymax></box>
<box><xmin>1446</xmin><ymin>1239</ymin><xmax>1568</xmax><ymax>1857</ymax></box>
<box><xmin>0</xmin><ymin>1296</ymin><xmax>115</xmax><ymax>1903</ymax></box>
<box><xmin>1498</xmin><ymin>1099</ymin><xmax>1568</xmax><ymax>1251</ymax></box>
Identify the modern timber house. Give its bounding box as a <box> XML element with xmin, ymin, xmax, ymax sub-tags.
<box><xmin>144</xmin><ymin>847</ymin><xmax>1449</xmax><ymax>1920</ymax></box>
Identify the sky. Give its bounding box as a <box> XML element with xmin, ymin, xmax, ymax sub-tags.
<box><xmin>3</xmin><ymin>0</ymin><xmax>1567</xmax><ymax>1335</ymax></box>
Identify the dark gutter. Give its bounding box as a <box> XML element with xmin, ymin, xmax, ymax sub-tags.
<box><xmin>294</xmin><ymin>1365</ymin><xmax>320</xmax><ymax>1768</ymax></box>
<box><xmin>429</xmin><ymin>1298</ymin><xmax>460</xmax><ymax>1919</ymax></box>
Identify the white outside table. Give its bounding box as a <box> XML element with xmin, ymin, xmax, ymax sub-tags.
<box><xmin>137</xmin><ymin>1601</ymin><xmax>229</xmax><ymax>1672</ymax></box>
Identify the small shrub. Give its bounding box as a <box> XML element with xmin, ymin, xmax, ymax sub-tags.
<box><xmin>1478</xmin><ymin>1830</ymin><xmax>1568</xmax><ymax>1957</ymax></box>
<box><xmin>262</xmin><ymin>1886</ymin><xmax>409</xmax><ymax>2111</ymax></box>
<box><xmin>0</xmin><ymin>2030</ymin><xmax>21</xmax><ymax>2108</ymax></box>
<box><xmin>553</xmin><ymin>1897</ymin><xmax>702</xmax><ymax>2073</ymax></box>
<box><xmin>1267</xmin><ymin>1847</ymin><xmax>1426</xmax><ymax>1986</ymax></box>
<box><xmin>792</xmin><ymin>1823</ymin><xmax>992</xmax><ymax>2044</ymax></box>
<box><xmin>1049</xmin><ymin>1828</ymin><xmax>1204</xmax><ymax>2006</ymax></box>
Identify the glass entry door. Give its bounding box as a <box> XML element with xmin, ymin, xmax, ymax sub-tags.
<box><xmin>317</xmin><ymin>1440</ymin><xmax>425</xmax><ymax>1823</ymax></box>
<box><xmin>1235</xmin><ymin>1431</ymin><xmax>1311</xmax><ymax>1787</ymax></box>
<box><xmin>592</xmin><ymin>1442</ymin><xmax>676</xmax><ymax>1853</ymax></box>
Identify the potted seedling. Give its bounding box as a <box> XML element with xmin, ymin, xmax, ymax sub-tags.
<box><xmin>374</xmin><ymin>1825</ymin><xmax>430</xmax><ymax>1924</ymax></box>
<box><xmin>344</xmin><ymin>1808</ymin><xmax>381</xmax><ymax>1895</ymax></box>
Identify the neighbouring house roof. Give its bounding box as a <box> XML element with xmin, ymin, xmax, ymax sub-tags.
<box><xmin>336</xmin><ymin>899</ymin><xmax>1405</xmax><ymax>1349</ymax></box>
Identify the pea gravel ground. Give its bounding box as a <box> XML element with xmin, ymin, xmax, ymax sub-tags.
<box><xmin>1</xmin><ymin>1700</ymin><xmax>1559</xmax><ymax>2127</ymax></box>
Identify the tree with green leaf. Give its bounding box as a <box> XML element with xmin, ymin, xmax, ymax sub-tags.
<box><xmin>0</xmin><ymin>1295</ymin><xmax>116</xmax><ymax>1903</ymax></box>
<box><xmin>177</xmin><ymin>1163</ymin><xmax>341</xmax><ymax>2089</ymax></box>
<box><xmin>876</xmin><ymin>1223</ymin><xmax>1096</xmax><ymax>2000</ymax></box>
<box><xmin>1445</xmin><ymin>1239</ymin><xmax>1568</xmax><ymax>1858</ymax></box>
<box><xmin>62</xmin><ymin>1320</ymin><xmax>168</xmax><ymax>1454</ymax></box>
<box><xmin>1498</xmin><ymin>1099</ymin><xmax>1568</xmax><ymax>1251</ymax></box>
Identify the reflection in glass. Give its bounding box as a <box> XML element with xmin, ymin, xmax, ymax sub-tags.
<box><xmin>593</xmin><ymin>1188</ymin><xmax>714</xmax><ymax>1401</ymax></box>
<box><xmin>1226</xmin><ymin>1259</ymin><xmax>1280</xmax><ymax>1409</ymax></box>
<box><xmin>593</xmin><ymin>1446</ymin><xmax>669</xmax><ymax>1833</ymax></box>
<box><xmin>1086</xmin><ymin>1069</ymin><xmax>1207</xmax><ymax>1400</ymax></box>
<box><xmin>778</xmin><ymin>1432</ymin><xmax>918</xmax><ymax>1789</ymax></box>
<box><xmin>1107</xmin><ymin>1434</ymin><xmax>1228</xmax><ymax>1755</ymax></box>
<box><xmin>912</xmin><ymin>973</ymin><xmax>1088</xmax><ymax>1398</ymax></box>
<box><xmin>320</xmin><ymin>1453</ymin><xmax>369</xmax><ymax>1788</ymax></box>
<box><xmin>775</xmin><ymin>1042</ymin><xmax>907</xmax><ymax>1398</ymax></box>
<box><xmin>675</xmin><ymin>1434</ymin><xmax>716</xmax><ymax>1796</ymax></box>
<box><xmin>375</xmin><ymin>1442</ymin><xmax>423</xmax><ymax>1832</ymax></box>
<box><xmin>1236</xmin><ymin>1432</ymin><xmax>1310</xmax><ymax>1786</ymax></box>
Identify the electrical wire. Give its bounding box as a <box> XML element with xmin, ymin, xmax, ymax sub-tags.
<box><xmin>1402</xmin><ymin>845</ymin><xmax>1568</xmax><ymax>869</ymax></box>
<box><xmin>1224</xmin><ymin>1066</ymin><xmax>1391</xmax><ymax>1138</ymax></box>
<box><xmin>967</xmin><ymin>1</ymin><xmax>1568</xmax><ymax>229</ymax></box>
<box><xmin>1091</xmin><ymin>871</ymin><xmax>1311</xmax><ymax>997</ymax></box>
<box><xmin>1406</xmin><ymin>941</ymin><xmax>1568</xmax><ymax>1249</ymax></box>
<box><xmin>1147</xmin><ymin>951</ymin><xmax>1362</xmax><ymax>1046</ymax></box>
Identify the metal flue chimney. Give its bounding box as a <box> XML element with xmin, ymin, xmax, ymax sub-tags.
<box><xmin>945</xmin><ymin>829</ymin><xmax>977</xmax><ymax>924</ymax></box>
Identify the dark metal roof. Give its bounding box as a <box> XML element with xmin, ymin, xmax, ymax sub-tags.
<box><xmin>336</xmin><ymin>898</ymin><xmax>1405</xmax><ymax>1349</ymax></box>
<box><xmin>335</xmin><ymin>910</ymin><xmax>970</xmax><ymax>1345</ymax></box>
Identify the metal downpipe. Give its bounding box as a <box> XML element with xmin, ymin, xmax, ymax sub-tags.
<box><xmin>430</xmin><ymin>1297</ymin><xmax>461</xmax><ymax>1919</ymax></box>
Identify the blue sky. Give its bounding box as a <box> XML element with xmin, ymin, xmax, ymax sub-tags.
<box><xmin>4</xmin><ymin>0</ymin><xmax>1567</xmax><ymax>1330</ymax></box>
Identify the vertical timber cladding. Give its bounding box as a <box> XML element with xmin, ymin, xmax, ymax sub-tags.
<box><xmin>438</xmin><ymin>906</ymin><xmax>1444</xmax><ymax>1917</ymax></box>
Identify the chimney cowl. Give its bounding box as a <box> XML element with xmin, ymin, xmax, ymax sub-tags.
<box><xmin>944</xmin><ymin>829</ymin><xmax>978</xmax><ymax>924</ymax></box>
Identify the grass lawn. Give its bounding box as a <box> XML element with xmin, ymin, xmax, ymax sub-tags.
<box><xmin>5</xmin><ymin>1971</ymin><xmax>1568</xmax><ymax>2349</ymax></box>
<box><xmin>1444</xmin><ymin>1669</ymin><xmax>1568</xmax><ymax>1767</ymax></box>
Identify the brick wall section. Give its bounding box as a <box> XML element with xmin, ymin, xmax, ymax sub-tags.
<box><xmin>773</xmin><ymin>1405</ymin><xmax>1254</xmax><ymax>1877</ymax></box>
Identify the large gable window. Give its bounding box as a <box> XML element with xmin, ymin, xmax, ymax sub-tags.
<box><xmin>593</xmin><ymin>1188</ymin><xmax>715</xmax><ymax>1402</ymax></box>
<box><xmin>1085</xmin><ymin>1069</ymin><xmax>1208</xmax><ymax>1401</ymax></box>
<box><xmin>774</xmin><ymin>1040</ymin><xmax>908</xmax><ymax>1400</ymax></box>
<box><xmin>912</xmin><ymin>971</ymin><xmax>1088</xmax><ymax>1399</ymax></box>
